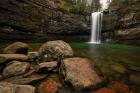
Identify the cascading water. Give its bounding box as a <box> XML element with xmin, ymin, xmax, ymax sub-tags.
<box><xmin>89</xmin><ymin>0</ymin><xmax>111</xmax><ymax>44</ymax></box>
<box><xmin>90</xmin><ymin>12</ymin><xmax>103</xmax><ymax>43</ymax></box>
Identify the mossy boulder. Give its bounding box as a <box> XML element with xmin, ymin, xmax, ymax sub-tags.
<box><xmin>38</xmin><ymin>40</ymin><xmax>74</xmax><ymax>59</ymax></box>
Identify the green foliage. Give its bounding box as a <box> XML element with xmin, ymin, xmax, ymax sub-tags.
<box><xmin>58</xmin><ymin>0</ymin><xmax>72</xmax><ymax>12</ymax></box>
<box><xmin>59</xmin><ymin>0</ymin><xmax>88</xmax><ymax>14</ymax></box>
<box><xmin>71</xmin><ymin>0</ymin><xmax>87</xmax><ymax>14</ymax></box>
<box><xmin>58</xmin><ymin>0</ymin><xmax>103</xmax><ymax>14</ymax></box>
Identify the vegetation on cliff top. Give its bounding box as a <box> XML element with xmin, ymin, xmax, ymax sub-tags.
<box><xmin>58</xmin><ymin>0</ymin><xmax>101</xmax><ymax>14</ymax></box>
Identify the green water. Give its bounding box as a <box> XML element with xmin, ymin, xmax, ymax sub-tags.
<box><xmin>70</xmin><ymin>43</ymin><xmax>140</xmax><ymax>75</ymax></box>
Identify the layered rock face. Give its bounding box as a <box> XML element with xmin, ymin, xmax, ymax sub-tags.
<box><xmin>0</xmin><ymin>0</ymin><xmax>89</xmax><ymax>41</ymax></box>
<box><xmin>104</xmin><ymin>0</ymin><xmax>140</xmax><ymax>30</ymax></box>
<box><xmin>103</xmin><ymin>0</ymin><xmax>140</xmax><ymax>45</ymax></box>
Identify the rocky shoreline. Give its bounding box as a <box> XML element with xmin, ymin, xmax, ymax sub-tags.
<box><xmin>0</xmin><ymin>40</ymin><xmax>137</xmax><ymax>93</ymax></box>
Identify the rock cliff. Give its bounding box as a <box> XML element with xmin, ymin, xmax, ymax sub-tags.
<box><xmin>0</xmin><ymin>0</ymin><xmax>89</xmax><ymax>41</ymax></box>
<box><xmin>103</xmin><ymin>0</ymin><xmax>140</xmax><ymax>46</ymax></box>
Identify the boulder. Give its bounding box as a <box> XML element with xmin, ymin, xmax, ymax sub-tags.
<box><xmin>27</xmin><ymin>51</ymin><xmax>39</xmax><ymax>61</ymax></box>
<box><xmin>0</xmin><ymin>82</ymin><xmax>17</xmax><ymax>93</ymax></box>
<box><xmin>129</xmin><ymin>73</ymin><xmax>140</xmax><ymax>85</ymax></box>
<box><xmin>0</xmin><ymin>82</ymin><xmax>35</xmax><ymax>93</ymax></box>
<box><xmin>109</xmin><ymin>81</ymin><xmax>129</xmax><ymax>93</ymax></box>
<box><xmin>3</xmin><ymin>61</ymin><xmax>30</xmax><ymax>78</ymax></box>
<box><xmin>38</xmin><ymin>79</ymin><xmax>58</xmax><ymax>93</ymax></box>
<box><xmin>38</xmin><ymin>40</ymin><xmax>73</xmax><ymax>58</ymax></box>
<box><xmin>95</xmin><ymin>88</ymin><xmax>116</xmax><ymax>93</ymax></box>
<box><xmin>3</xmin><ymin>75</ymin><xmax>47</xmax><ymax>84</ymax></box>
<box><xmin>0</xmin><ymin>54</ymin><xmax>28</xmax><ymax>64</ymax></box>
<box><xmin>60</xmin><ymin>57</ymin><xmax>104</xmax><ymax>90</ymax></box>
<box><xmin>16</xmin><ymin>85</ymin><xmax>35</xmax><ymax>93</ymax></box>
<box><xmin>111</xmin><ymin>63</ymin><xmax>127</xmax><ymax>74</ymax></box>
<box><xmin>3</xmin><ymin>42</ymin><xmax>29</xmax><ymax>54</ymax></box>
<box><xmin>23</xmin><ymin>69</ymin><xmax>35</xmax><ymax>77</ymax></box>
<box><xmin>36</xmin><ymin>61</ymin><xmax>58</xmax><ymax>73</ymax></box>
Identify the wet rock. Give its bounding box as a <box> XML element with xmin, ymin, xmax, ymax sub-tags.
<box><xmin>110</xmin><ymin>81</ymin><xmax>129</xmax><ymax>93</ymax></box>
<box><xmin>111</xmin><ymin>63</ymin><xmax>127</xmax><ymax>74</ymax></box>
<box><xmin>38</xmin><ymin>79</ymin><xmax>58</xmax><ymax>93</ymax></box>
<box><xmin>3</xmin><ymin>61</ymin><xmax>30</xmax><ymax>78</ymax></box>
<box><xmin>95</xmin><ymin>81</ymin><xmax>130</xmax><ymax>93</ymax></box>
<box><xmin>0</xmin><ymin>74</ymin><xmax>3</xmax><ymax>80</ymax></box>
<box><xmin>0</xmin><ymin>82</ymin><xmax>17</xmax><ymax>93</ymax></box>
<box><xmin>60</xmin><ymin>57</ymin><xmax>105</xmax><ymax>90</ymax></box>
<box><xmin>27</xmin><ymin>51</ymin><xmax>39</xmax><ymax>61</ymax></box>
<box><xmin>46</xmin><ymin>74</ymin><xmax>62</xmax><ymax>88</ymax></box>
<box><xmin>95</xmin><ymin>88</ymin><xmax>116</xmax><ymax>93</ymax></box>
<box><xmin>38</xmin><ymin>40</ymin><xmax>73</xmax><ymax>58</ymax></box>
<box><xmin>3</xmin><ymin>75</ymin><xmax>47</xmax><ymax>84</ymax></box>
<box><xmin>0</xmin><ymin>82</ymin><xmax>35</xmax><ymax>93</ymax></box>
<box><xmin>16</xmin><ymin>85</ymin><xmax>35</xmax><ymax>93</ymax></box>
<box><xmin>3</xmin><ymin>42</ymin><xmax>29</xmax><ymax>54</ymax></box>
<box><xmin>129</xmin><ymin>73</ymin><xmax>140</xmax><ymax>85</ymax></box>
<box><xmin>0</xmin><ymin>54</ymin><xmax>28</xmax><ymax>64</ymax></box>
<box><xmin>37</xmin><ymin>61</ymin><xmax>58</xmax><ymax>73</ymax></box>
<box><xmin>127</xmin><ymin>65</ymin><xmax>140</xmax><ymax>72</ymax></box>
<box><xmin>23</xmin><ymin>69</ymin><xmax>35</xmax><ymax>77</ymax></box>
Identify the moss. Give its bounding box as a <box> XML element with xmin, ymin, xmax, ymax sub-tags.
<box><xmin>111</xmin><ymin>63</ymin><xmax>127</xmax><ymax>74</ymax></box>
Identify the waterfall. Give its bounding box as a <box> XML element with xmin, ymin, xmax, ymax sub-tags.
<box><xmin>89</xmin><ymin>0</ymin><xmax>111</xmax><ymax>44</ymax></box>
<box><xmin>90</xmin><ymin>12</ymin><xmax>103</xmax><ymax>43</ymax></box>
